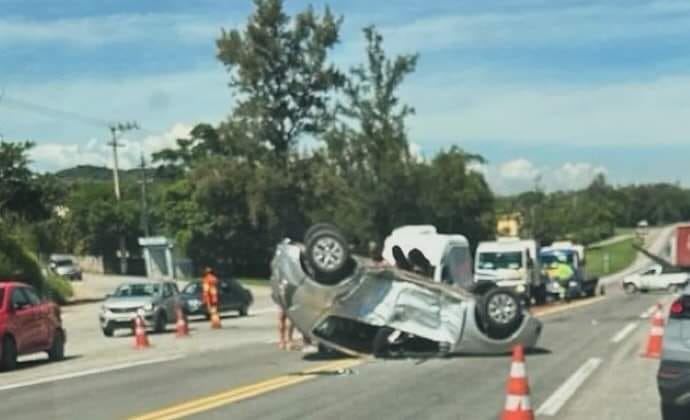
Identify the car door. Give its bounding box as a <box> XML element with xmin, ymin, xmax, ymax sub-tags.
<box><xmin>161</xmin><ymin>283</ymin><xmax>176</xmax><ymax>320</ymax></box>
<box><xmin>638</xmin><ymin>267</ymin><xmax>657</xmax><ymax>289</ymax></box>
<box><xmin>21</xmin><ymin>287</ymin><xmax>51</xmax><ymax>349</ymax></box>
<box><xmin>9</xmin><ymin>287</ymin><xmax>39</xmax><ymax>353</ymax></box>
<box><xmin>219</xmin><ymin>280</ymin><xmax>236</xmax><ymax>311</ymax></box>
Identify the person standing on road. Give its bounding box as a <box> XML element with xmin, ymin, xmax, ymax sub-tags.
<box><xmin>202</xmin><ymin>267</ymin><xmax>220</xmax><ymax>325</ymax></box>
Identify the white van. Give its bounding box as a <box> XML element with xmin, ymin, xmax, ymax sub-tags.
<box><xmin>474</xmin><ymin>238</ymin><xmax>543</xmax><ymax>303</ymax></box>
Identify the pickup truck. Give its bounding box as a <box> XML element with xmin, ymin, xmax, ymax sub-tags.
<box><xmin>622</xmin><ymin>264</ymin><xmax>690</xmax><ymax>294</ymax></box>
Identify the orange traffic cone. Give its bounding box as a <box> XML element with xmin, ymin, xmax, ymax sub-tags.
<box><xmin>643</xmin><ymin>304</ymin><xmax>665</xmax><ymax>359</ymax></box>
<box><xmin>133</xmin><ymin>315</ymin><xmax>150</xmax><ymax>349</ymax></box>
<box><xmin>175</xmin><ymin>305</ymin><xmax>189</xmax><ymax>337</ymax></box>
<box><xmin>210</xmin><ymin>305</ymin><xmax>222</xmax><ymax>329</ymax></box>
<box><xmin>501</xmin><ymin>345</ymin><xmax>534</xmax><ymax>420</ymax></box>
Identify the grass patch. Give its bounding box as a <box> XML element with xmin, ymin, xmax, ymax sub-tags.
<box><xmin>239</xmin><ymin>277</ymin><xmax>270</xmax><ymax>288</ymax></box>
<box><xmin>586</xmin><ymin>237</ymin><xmax>637</xmax><ymax>277</ymax></box>
<box><xmin>44</xmin><ymin>274</ymin><xmax>74</xmax><ymax>305</ymax></box>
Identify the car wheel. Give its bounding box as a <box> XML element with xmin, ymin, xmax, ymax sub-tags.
<box><xmin>661</xmin><ymin>403</ymin><xmax>686</xmax><ymax>420</ymax></box>
<box><xmin>154</xmin><ymin>312</ymin><xmax>167</xmax><ymax>333</ymax></box>
<box><xmin>304</xmin><ymin>225</ymin><xmax>352</xmax><ymax>285</ymax></box>
<box><xmin>102</xmin><ymin>325</ymin><xmax>114</xmax><ymax>337</ymax></box>
<box><xmin>239</xmin><ymin>306</ymin><xmax>248</xmax><ymax>317</ymax></box>
<box><xmin>480</xmin><ymin>288</ymin><xmax>524</xmax><ymax>338</ymax></box>
<box><xmin>48</xmin><ymin>330</ymin><xmax>65</xmax><ymax>362</ymax></box>
<box><xmin>624</xmin><ymin>283</ymin><xmax>638</xmax><ymax>294</ymax></box>
<box><xmin>0</xmin><ymin>336</ymin><xmax>17</xmax><ymax>371</ymax></box>
<box><xmin>668</xmin><ymin>284</ymin><xmax>681</xmax><ymax>294</ymax></box>
<box><xmin>304</xmin><ymin>223</ymin><xmax>340</xmax><ymax>244</ymax></box>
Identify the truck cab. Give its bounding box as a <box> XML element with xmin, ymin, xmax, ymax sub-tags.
<box><xmin>540</xmin><ymin>241</ymin><xmax>599</xmax><ymax>300</ymax></box>
<box><xmin>474</xmin><ymin>238</ymin><xmax>542</xmax><ymax>303</ymax></box>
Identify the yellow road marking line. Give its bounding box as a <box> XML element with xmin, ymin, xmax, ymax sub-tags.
<box><xmin>129</xmin><ymin>358</ymin><xmax>362</xmax><ymax>420</ymax></box>
<box><xmin>532</xmin><ymin>296</ymin><xmax>607</xmax><ymax>318</ymax></box>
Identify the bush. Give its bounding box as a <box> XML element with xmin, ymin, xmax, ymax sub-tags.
<box><xmin>43</xmin><ymin>274</ymin><xmax>74</xmax><ymax>304</ymax></box>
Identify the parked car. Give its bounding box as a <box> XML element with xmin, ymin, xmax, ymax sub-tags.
<box><xmin>271</xmin><ymin>224</ymin><xmax>542</xmax><ymax>358</ymax></box>
<box><xmin>658</xmin><ymin>286</ymin><xmax>690</xmax><ymax>419</ymax></box>
<box><xmin>99</xmin><ymin>281</ymin><xmax>179</xmax><ymax>336</ymax></box>
<box><xmin>180</xmin><ymin>278</ymin><xmax>253</xmax><ymax>318</ymax></box>
<box><xmin>0</xmin><ymin>282</ymin><xmax>66</xmax><ymax>371</ymax></box>
<box><xmin>623</xmin><ymin>264</ymin><xmax>690</xmax><ymax>294</ymax></box>
<box><xmin>49</xmin><ymin>255</ymin><xmax>82</xmax><ymax>281</ymax></box>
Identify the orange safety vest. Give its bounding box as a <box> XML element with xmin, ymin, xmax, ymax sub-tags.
<box><xmin>202</xmin><ymin>273</ymin><xmax>219</xmax><ymax>306</ymax></box>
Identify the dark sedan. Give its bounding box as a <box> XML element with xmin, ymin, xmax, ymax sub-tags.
<box><xmin>180</xmin><ymin>278</ymin><xmax>253</xmax><ymax>318</ymax></box>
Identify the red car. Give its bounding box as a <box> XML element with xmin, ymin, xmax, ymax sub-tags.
<box><xmin>0</xmin><ymin>282</ymin><xmax>66</xmax><ymax>371</ymax></box>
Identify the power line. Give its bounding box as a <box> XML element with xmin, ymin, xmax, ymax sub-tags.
<box><xmin>0</xmin><ymin>95</ymin><xmax>153</xmax><ymax>134</ymax></box>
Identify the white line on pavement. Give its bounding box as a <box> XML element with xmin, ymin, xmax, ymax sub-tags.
<box><xmin>536</xmin><ymin>357</ymin><xmax>603</xmax><ymax>416</ymax></box>
<box><xmin>0</xmin><ymin>355</ymin><xmax>184</xmax><ymax>392</ymax></box>
<box><xmin>611</xmin><ymin>322</ymin><xmax>639</xmax><ymax>344</ymax></box>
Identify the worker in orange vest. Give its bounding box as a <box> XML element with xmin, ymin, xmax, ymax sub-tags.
<box><xmin>202</xmin><ymin>267</ymin><xmax>221</xmax><ymax>328</ymax></box>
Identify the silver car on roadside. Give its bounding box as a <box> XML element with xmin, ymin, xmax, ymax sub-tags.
<box><xmin>99</xmin><ymin>281</ymin><xmax>179</xmax><ymax>337</ymax></box>
<box><xmin>271</xmin><ymin>224</ymin><xmax>542</xmax><ymax>358</ymax></box>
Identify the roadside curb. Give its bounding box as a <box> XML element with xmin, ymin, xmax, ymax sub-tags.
<box><xmin>62</xmin><ymin>297</ymin><xmax>105</xmax><ymax>307</ymax></box>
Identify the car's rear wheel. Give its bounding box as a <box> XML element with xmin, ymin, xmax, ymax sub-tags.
<box><xmin>154</xmin><ymin>312</ymin><xmax>167</xmax><ymax>333</ymax></box>
<box><xmin>239</xmin><ymin>306</ymin><xmax>248</xmax><ymax>317</ymax></box>
<box><xmin>624</xmin><ymin>283</ymin><xmax>638</xmax><ymax>294</ymax></box>
<box><xmin>304</xmin><ymin>225</ymin><xmax>353</xmax><ymax>285</ymax></box>
<box><xmin>1</xmin><ymin>336</ymin><xmax>17</xmax><ymax>371</ymax></box>
<box><xmin>102</xmin><ymin>325</ymin><xmax>114</xmax><ymax>337</ymax></box>
<box><xmin>48</xmin><ymin>330</ymin><xmax>65</xmax><ymax>362</ymax></box>
<box><xmin>480</xmin><ymin>288</ymin><xmax>524</xmax><ymax>338</ymax></box>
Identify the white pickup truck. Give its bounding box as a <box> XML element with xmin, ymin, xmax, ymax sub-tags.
<box><xmin>622</xmin><ymin>264</ymin><xmax>690</xmax><ymax>294</ymax></box>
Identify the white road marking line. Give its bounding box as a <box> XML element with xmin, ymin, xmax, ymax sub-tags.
<box><xmin>611</xmin><ymin>322</ymin><xmax>639</xmax><ymax>344</ymax></box>
<box><xmin>536</xmin><ymin>358</ymin><xmax>603</xmax><ymax>416</ymax></box>
<box><xmin>0</xmin><ymin>355</ymin><xmax>183</xmax><ymax>392</ymax></box>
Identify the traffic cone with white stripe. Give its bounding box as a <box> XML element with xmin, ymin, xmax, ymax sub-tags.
<box><xmin>175</xmin><ymin>304</ymin><xmax>189</xmax><ymax>338</ymax></box>
<box><xmin>133</xmin><ymin>314</ymin><xmax>150</xmax><ymax>349</ymax></box>
<box><xmin>643</xmin><ymin>304</ymin><xmax>664</xmax><ymax>359</ymax></box>
<box><xmin>501</xmin><ymin>345</ymin><xmax>534</xmax><ymax>420</ymax></box>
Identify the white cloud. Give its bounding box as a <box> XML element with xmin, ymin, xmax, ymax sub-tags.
<box><xmin>30</xmin><ymin>123</ymin><xmax>193</xmax><ymax>172</ymax></box>
<box><xmin>0</xmin><ymin>14</ymin><xmax>229</xmax><ymax>47</ymax></box>
<box><xmin>483</xmin><ymin>158</ymin><xmax>607</xmax><ymax>195</ymax></box>
<box><xmin>401</xmin><ymin>73</ymin><xmax>690</xmax><ymax>147</ymax></box>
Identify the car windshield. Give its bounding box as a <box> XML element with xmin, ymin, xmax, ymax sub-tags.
<box><xmin>53</xmin><ymin>260</ymin><xmax>74</xmax><ymax>267</ymax></box>
<box><xmin>478</xmin><ymin>252</ymin><xmax>523</xmax><ymax>270</ymax></box>
<box><xmin>113</xmin><ymin>283</ymin><xmax>160</xmax><ymax>297</ymax></box>
<box><xmin>540</xmin><ymin>253</ymin><xmax>576</xmax><ymax>266</ymax></box>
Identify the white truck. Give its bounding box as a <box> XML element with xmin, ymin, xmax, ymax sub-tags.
<box><xmin>622</xmin><ymin>264</ymin><xmax>690</xmax><ymax>294</ymax></box>
<box><xmin>474</xmin><ymin>238</ymin><xmax>544</xmax><ymax>304</ymax></box>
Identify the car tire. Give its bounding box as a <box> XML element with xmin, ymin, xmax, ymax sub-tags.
<box><xmin>479</xmin><ymin>288</ymin><xmax>524</xmax><ymax>338</ymax></box>
<box><xmin>304</xmin><ymin>225</ymin><xmax>353</xmax><ymax>285</ymax></box>
<box><xmin>48</xmin><ymin>330</ymin><xmax>65</xmax><ymax>362</ymax></box>
<box><xmin>0</xmin><ymin>336</ymin><xmax>17</xmax><ymax>371</ymax></box>
<box><xmin>661</xmin><ymin>403</ymin><xmax>686</xmax><ymax>420</ymax></box>
<box><xmin>372</xmin><ymin>327</ymin><xmax>395</xmax><ymax>358</ymax></box>
<box><xmin>102</xmin><ymin>325</ymin><xmax>114</xmax><ymax>337</ymax></box>
<box><xmin>624</xmin><ymin>283</ymin><xmax>638</xmax><ymax>294</ymax></box>
<box><xmin>154</xmin><ymin>312</ymin><xmax>167</xmax><ymax>334</ymax></box>
<box><xmin>239</xmin><ymin>306</ymin><xmax>248</xmax><ymax>317</ymax></box>
<box><xmin>304</xmin><ymin>223</ymin><xmax>340</xmax><ymax>245</ymax></box>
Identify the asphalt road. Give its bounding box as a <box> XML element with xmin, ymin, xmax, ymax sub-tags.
<box><xmin>0</xmin><ymin>226</ymin><xmax>675</xmax><ymax>420</ymax></box>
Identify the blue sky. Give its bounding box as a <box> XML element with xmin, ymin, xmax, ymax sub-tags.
<box><xmin>2</xmin><ymin>0</ymin><xmax>690</xmax><ymax>194</ymax></box>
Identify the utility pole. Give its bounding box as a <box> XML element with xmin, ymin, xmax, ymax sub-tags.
<box><xmin>138</xmin><ymin>153</ymin><xmax>153</xmax><ymax>237</ymax></box>
<box><xmin>108</xmin><ymin>121</ymin><xmax>139</xmax><ymax>275</ymax></box>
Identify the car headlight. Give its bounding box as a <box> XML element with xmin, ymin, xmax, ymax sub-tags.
<box><xmin>515</xmin><ymin>284</ymin><xmax>526</xmax><ymax>294</ymax></box>
<box><xmin>143</xmin><ymin>303</ymin><xmax>154</xmax><ymax>312</ymax></box>
<box><xmin>187</xmin><ymin>299</ymin><xmax>201</xmax><ymax>308</ymax></box>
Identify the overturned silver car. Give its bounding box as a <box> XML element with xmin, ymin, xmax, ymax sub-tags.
<box><xmin>270</xmin><ymin>224</ymin><xmax>542</xmax><ymax>358</ymax></box>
